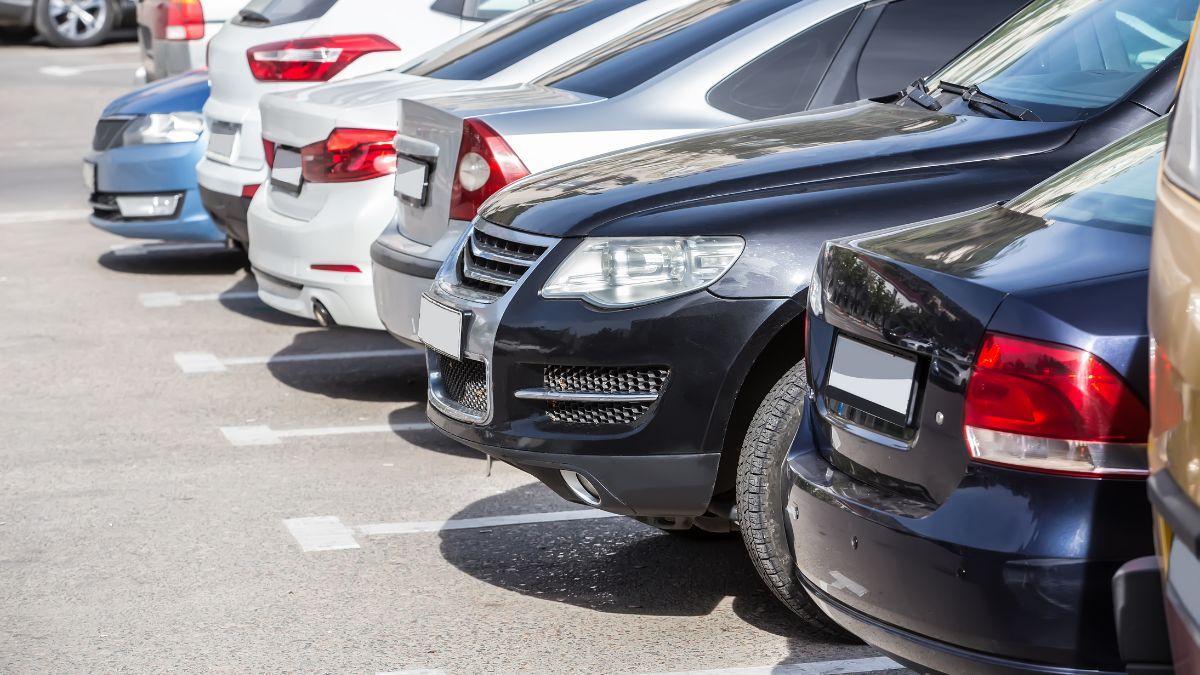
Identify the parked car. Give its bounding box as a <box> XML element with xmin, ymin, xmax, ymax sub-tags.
<box><xmin>373</xmin><ymin>0</ymin><xmax>1031</xmax><ymax>345</ymax></box>
<box><xmin>1112</xmin><ymin>14</ymin><xmax>1200</xmax><ymax>673</ymax></box>
<box><xmin>405</xmin><ymin>0</ymin><xmax>1191</xmax><ymax>635</ymax></box>
<box><xmin>0</xmin><ymin>0</ymin><xmax>134</xmax><ymax>47</ymax></box>
<box><xmin>788</xmin><ymin>116</ymin><xmax>1166</xmax><ymax>671</ymax></box>
<box><xmin>136</xmin><ymin>0</ymin><xmax>247</xmax><ymax>82</ymax></box>
<box><xmin>248</xmin><ymin>0</ymin><xmax>702</xmax><ymax>330</ymax></box>
<box><xmin>196</xmin><ymin>0</ymin><xmax>532</xmax><ymax>249</ymax></box>
<box><xmin>84</xmin><ymin>69</ymin><xmax>222</xmax><ymax>242</ymax></box>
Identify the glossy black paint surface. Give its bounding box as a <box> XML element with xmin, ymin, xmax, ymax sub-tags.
<box><xmin>445</xmin><ymin>47</ymin><xmax>1179</xmax><ymax>518</ymax></box>
<box><xmin>787</xmin><ymin>131</ymin><xmax>1157</xmax><ymax>669</ymax></box>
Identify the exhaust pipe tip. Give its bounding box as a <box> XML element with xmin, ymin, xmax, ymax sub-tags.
<box><xmin>312</xmin><ymin>300</ymin><xmax>336</xmax><ymax>328</ymax></box>
<box><xmin>560</xmin><ymin>470</ymin><xmax>602</xmax><ymax>506</ymax></box>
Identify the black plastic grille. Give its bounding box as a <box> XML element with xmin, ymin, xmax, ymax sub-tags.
<box><xmin>549</xmin><ymin>401</ymin><xmax>651</xmax><ymax>425</ymax></box>
<box><xmin>457</xmin><ymin>227</ymin><xmax>547</xmax><ymax>299</ymax></box>
<box><xmin>438</xmin><ymin>353</ymin><xmax>488</xmax><ymax>414</ymax></box>
<box><xmin>545</xmin><ymin>365</ymin><xmax>669</xmax><ymax>395</ymax></box>
<box><xmin>93</xmin><ymin>118</ymin><xmax>131</xmax><ymax>151</ymax></box>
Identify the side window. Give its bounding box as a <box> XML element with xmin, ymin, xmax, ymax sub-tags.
<box><xmin>855</xmin><ymin>0</ymin><xmax>1028</xmax><ymax>99</ymax></box>
<box><xmin>467</xmin><ymin>0</ymin><xmax>536</xmax><ymax>21</ymax></box>
<box><xmin>706</xmin><ymin>7</ymin><xmax>859</xmax><ymax>121</ymax></box>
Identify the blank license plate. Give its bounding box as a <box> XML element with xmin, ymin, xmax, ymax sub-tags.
<box><xmin>394</xmin><ymin>155</ymin><xmax>429</xmax><ymax>204</ymax></box>
<box><xmin>826</xmin><ymin>335</ymin><xmax>917</xmax><ymax>426</ymax></box>
<box><xmin>83</xmin><ymin>161</ymin><xmax>96</xmax><ymax>193</ymax></box>
<box><xmin>208</xmin><ymin>121</ymin><xmax>239</xmax><ymax>160</ymax></box>
<box><xmin>271</xmin><ymin>148</ymin><xmax>302</xmax><ymax>194</ymax></box>
<box><xmin>419</xmin><ymin>295</ymin><xmax>463</xmax><ymax>359</ymax></box>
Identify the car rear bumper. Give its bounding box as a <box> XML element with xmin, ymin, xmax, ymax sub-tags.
<box><xmin>370</xmin><ymin>241</ymin><xmax>441</xmax><ymax>345</ymax></box>
<box><xmin>140</xmin><ymin>32</ymin><xmax>211</xmax><ymax>81</ymax></box>
<box><xmin>785</xmin><ymin>398</ymin><xmax>1152</xmax><ymax>673</ymax></box>
<box><xmin>199</xmin><ymin>185</ymin><xmax>251</xmax><ymax>245</ymax></box>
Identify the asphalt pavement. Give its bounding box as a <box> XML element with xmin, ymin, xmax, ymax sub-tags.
<box><xmin>0</xmin><ymin>40</ymin><xmax>909</xmax><ymax>673</ymax></box>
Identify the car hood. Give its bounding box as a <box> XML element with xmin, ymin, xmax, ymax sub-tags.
<box><xmin>103</xmin><ymin>69</ymin><xmax>210</xmax><ymax>116</ymax></box>
<box><xmin>480</xmin><ymin>101</ymin><xmax>1079</xmax><ymax>238</ymax></box>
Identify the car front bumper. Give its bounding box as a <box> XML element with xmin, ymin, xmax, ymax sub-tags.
<box><xmin>418</xmin><ymin>221</ymin><xmax>792</xmax><ymax>517</ymax></box>
<box><xmin>785</xmin><ymin>397</ymin><xmax>1152</xmax><ymax>674</ymax></box>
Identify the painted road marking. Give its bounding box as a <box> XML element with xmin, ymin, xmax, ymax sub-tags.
<box><xmin>0</xmin><ymin>208</ymin><xmax>90</xmax><ymax>225</ymax></box>
<box><xmin>176</xmin><ymin>348</ymin><xmax>421</xmax><ymax>373</ymax></box>
<box><xmin>40</xmin><ymin>63</ymin><xmax>138</xmax><ymax>77</ymax></box>
<box><xmin>649</xmin><ymin>657</ymin><xmax>905</xmax><ymax>675</ymax></box>
<box><xmin>221</xmin><ymin>421</ymin><xmax>433</xmax><ymax>447</ymax></box>
<box><xmin>284</xmin><ymin>516</ymin><xmax>360</xmax><ymax>552</ymax></box>
<box><xmin>140</xmin><ymin>290</ymin><xmax>260</xmax><ymax>307</ymax></box>
<box><xmin>111</xmin><ymin>242</ymin><xmax>227</xmax><ymax>257</ymax></box>
<box><xmin>356</xmin><ymin>509</ymin><xmax>622</xmax><ymax>536</ymax></box>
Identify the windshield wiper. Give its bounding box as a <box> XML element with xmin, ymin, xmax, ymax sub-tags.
<box><xmin>938</xmin><ymin>81</ymin><xmax>1040</xmax><ymax>121</ymax></box>
<box><xmin>902</xmin><ymin>79</ymin><xmax>941</xmax><ymax>111</ymax></box>
<box><xmin>236</xmin><ymin>9</ymin><xmax>271</xmax><ymax>24</ymax></box>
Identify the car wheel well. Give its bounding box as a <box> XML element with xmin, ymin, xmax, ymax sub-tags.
<box><xmin>711</xmin><ymin>312</ymin><xmax>806</xmax><ymax>503</ymax></box>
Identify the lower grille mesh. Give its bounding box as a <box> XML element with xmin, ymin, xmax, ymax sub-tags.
<box><xmin>438</xmin><ymin>353</ymin><xmax>488</xmax><ymax>414</ymax></box>
<box><xmin>548</xmin><ymin>401</ymin><xmax>652</xmax><ymax>426</ymax></box>
<box><xmin>543</xmin><ymin>365</ymin><xmax>669</xmax><ymax>425</ymax></box>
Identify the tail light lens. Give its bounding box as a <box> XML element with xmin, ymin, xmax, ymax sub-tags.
<box><xmin>262</xmin><ymin>140</ymin><xmax>276</xmax><ymax>169</ymax></box>
<box><xmin>300</xmin><ymin>128</ymin><xmax>396</xmax><ymax>184</ymax></box>
<box><xmin>152</xmin><ymin>0</ymin><xmax>204</xmax><ymax>41</ymax></box>
<box><xmin>246</xmin><ymin>34</ymin><xmax>399</xmax><ymax>82</ymax></box>
<box><xmin>448</xmin><ymin>118</ymin><xmax>529</xmax><ymax>222</ymax></box>
<box><xmin>964</xmin><ymin>333</ymin><xmax>1150</xmax><ymax>477</ymax></box>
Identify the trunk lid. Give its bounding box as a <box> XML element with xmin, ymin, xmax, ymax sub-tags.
<box><xmin>393</xmin><ymin>84</ymin><xmax>600</xmax><ymax>246</ymax></box>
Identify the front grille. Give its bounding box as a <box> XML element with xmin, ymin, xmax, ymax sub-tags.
<box><xmin>457</xmin><ymin>227</ymin><xmax>547</xmax><ymax>300</ymax></box>
<box><xmin>93</xmin><ymin>118</ymin><xmax>131</xmax><ymax>151</ymax></box>
<box><xmin>438</xmin><ymin>353</ymin><xmax>488</xmax><ymax>414</ymax></box>
<box><xmin>90</xmin><ymin>193</ymin><xmax>119</xmax><ymax>214</ymax></box>
<box><xmin>543</xmin><ymin>365</ymin><xmax>669</xmax><ymax>426</ymax></box>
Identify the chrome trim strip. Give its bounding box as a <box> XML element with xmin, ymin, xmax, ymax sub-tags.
<box><xmin>460</xmin><ymin>260</ymin><xmax>519</xmax><ymax>287</ymax></box>
<box><xmin>469</xmin><ymin>235</ymin><xmax>539</xmax><ymax>265</ymax></box>
<box><xmin>514</xmin><ymin>388</ymin><xmax>660</xmax><ymax>403</ymax></box>
<box><xmin>427</xmin><ymin>351</ymin><xmax>490</xmax><ymax>424</ymax></box>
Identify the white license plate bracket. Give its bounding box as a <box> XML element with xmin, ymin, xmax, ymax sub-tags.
<box><xmin>418</xmin><ymin>295</ymin><xmax>464</xmax><ymax>360</ymax></box>
<box><xmin>825</xmin><ymin>335</ymin><xmax>918</xmax><ymax>427</ymax></box>
<box><xmin>394</xmin><ymin>155</ymin><xmax>430</xmax><ymax>206</ymax></box>
<box><xmin>271</xmin><ymin>148</ymin><xmax>303</xmax><ymax>195</ymax></box>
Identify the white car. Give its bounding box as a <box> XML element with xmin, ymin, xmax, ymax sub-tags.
<box><xmin>136</xmin><ymin>0</ymin><xmax>246</xmax><ymax>81</ymax></box>
<box><xmin>248</xmin><ymin>0</ymin><xmax>697</xmax><ymax>330</ymax></box>
<box><xmin>374</xmin><ymin>0</ymin><xmax>1027</xmax><ymax>345</ymax></box>
<box><xmin>196</xmin><ymin>0</ymin><xmax>531</xmax><ymax>249</ymax></box>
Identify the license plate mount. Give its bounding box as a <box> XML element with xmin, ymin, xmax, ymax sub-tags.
<box><xmin>207</xmin><ymin>120</ymin><xmax>239</xmax><ymax>160</ymax></box>
<box><xmin>270</xmin><ymin>147</ymin><xmax>303</xmax><ymax>195</ymax></box>
<box><xmin>419</xmin><ymin>295</ymin><xmax>464</xmax><ymax>360</ymax></box>
<box><xmin>394</xmin><ymin>155</ymin><xmax>430</xmax><ymax>206</ymax></box>
<box><xmin>825</xmin><ymin>335</ymin><xmax>918</xmax><ymax>427</ymax></box>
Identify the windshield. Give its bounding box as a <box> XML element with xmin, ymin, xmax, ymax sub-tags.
<box><xmin>928</xmin><ymin>0</ymin><xmax>1197</xmax><ymax>122</ymax></box>
<box><xmin>533</xmin><ymin>0</ymin><xmax>800</xmax><ymax>99</ymax></box>
<box><xmin>1007</xmin><ymin>116</ymin><xmax>1168</xmax><ymax>229</ymax></box>
<box><xmin>402</xmin><ymin>0</ymin><xmax>644</xmax><ymax>80</ymax></box>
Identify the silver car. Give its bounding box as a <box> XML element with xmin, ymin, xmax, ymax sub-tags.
<box><xmin>372</xmin><ymin>0</ymin><xmax>1027</xmax><ymax>345</ymax></box>
<box><xmin>136</xmin><ymin>0</ymin><xmax>245</xmax><ymax>81</ymax></box>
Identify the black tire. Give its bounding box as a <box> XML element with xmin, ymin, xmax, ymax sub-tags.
<box><xmin>736</xmin><ymin>359</ymin><xmax>857</xmax><ymax>641</ymax></box>
<box><xmin>34</xmin><ymin>0</ymin><xmax>116</xmax><ymax>48</ymax></box>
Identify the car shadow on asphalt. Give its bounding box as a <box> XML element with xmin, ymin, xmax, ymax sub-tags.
<box><xmin>263</xmin><ymin>328</ymin><xmax>428</xmax><ymax>403</ymax></box>
<box><xmin>97</xmin><ymin>245</ymin><xmax>247</xmax><ymax>276</ymax></box>
<box><xmin>387</xmin><ymin>407</ymin><xmax>484</xmax><ymax>460</ymax></box>
<box><xmin>437</xmin><ymin>483</ymin><xmax>831</xmax><ymax>641</ymax></box>
<box><xmin>215</xmin><ymin>274</ymin><xmax>315</xmax><ymax>327</ymax></box>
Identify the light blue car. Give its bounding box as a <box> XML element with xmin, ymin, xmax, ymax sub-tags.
<box><xmin>84</xmin><ymin>69</ymin><xmax>221</xmax><ymax>242</ymax></box>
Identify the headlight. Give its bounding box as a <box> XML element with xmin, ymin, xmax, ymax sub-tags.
<box><xmin>807</xmin><ymin>243</ymin><xmax>828</xmax><ymax>318</ymax></box>
<box><xmin>122</xmin><ymin>112</ymin><xmax>204</xmax><ymax>146</ymax></box>
<box><xmin>541</xmin><ymin>236</ymin><xmax>744</xmax><ymax>308</ymax></box>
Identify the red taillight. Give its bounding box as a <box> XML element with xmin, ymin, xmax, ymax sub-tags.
<box><xmin>448</xmin><ymin>118</ymin><xmax>529</xmax><ymax>222</ymax></box>
<box><xmin>1150</xmin><ymin>338</ymin><xmax>1185</xmax><ymax>439</ymax></box>
<box><xmin>152</xmin><ymin>0</ymin><xmax>204</xmax><ymax>41</ymax></box>
<box><xmin>310</xmin><ymin>264</ymin><xmax>362</xmax><ymax>273</ymax></box>
<box><xmin>263</xmin><ymin>140</ymin><xmax>276</xmax><ymax>169</ymax></box>
<box><xmin>964</xmin><ymin>333</ymin><xmax>1150</xmax><ymax>477</ymax></box>
<box><xmin>300</xmin><ymin>128</ymin><xmax>396</xmax><ymax>184</ymax></box>
<box><xmin>246</xmin><ymin>34</ymin><xmax>399</xmax><ymax>82</ymax></box>
<box><xmin>241</xmin><ymin>183</ymin><xmax>260</xmax><ymax>199</ymax></box>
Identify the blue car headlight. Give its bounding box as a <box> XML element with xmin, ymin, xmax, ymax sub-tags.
<box><xmin>121</xmin><ymin>112</ymin><xmax>204</xmax><ymax>146</ymax></box>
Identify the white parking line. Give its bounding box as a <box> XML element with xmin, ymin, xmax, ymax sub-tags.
<box><xmin>140</xmin><ymin>290</ymin><xmax>260</xmax><ymax>307</ymax></box>
<box><xmin>110</xmin><ymin>242</ymin><xmax>228</xmax><ymax>257</ymax></box>
<box><xmin>0</xmin><ymin>208</ymin><xmax>90</xmax><ymax>225</ymax></box>
<box><xmin>356</xmin><ymin>509</ymin><xmax>622</xmax><ymax>536</ymax></box>
<box><xmin>176</xmin><ymin>348</ymin><xmax>421</xmax><ymax>373</ymax></box>
<box><xmin>221</xmin><ymin>421</ymin><xmax>433</xmax><ymax>447</ymax></box>
<box><xmin>40</xmin><ymin>63</ymin><xmax>138</xmax><ymax>77</ymax></box>
<box><xmin>284</xmin><ymin>516</ymin><xmax>360</xmax><ymax>552</ymax></box>
<box><xmin>649</xmin><ymin>656</ymin><xmax>905</xmax><ymax>675</ymax></box>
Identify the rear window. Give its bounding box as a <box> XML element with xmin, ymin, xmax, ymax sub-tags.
<box><xmin>231</xmin><ymin>0</ymin><xmax>336</xmax><ymax>26</ymax></box>
<box><xmin>534</xmin><ymin>0</ymin><xmax>802</xmax><ymax>99</ymax></box>
<box><xmin>405</xmin><ymin>0</ymin><xmax>644</xmax><ymax>80</ymax></box>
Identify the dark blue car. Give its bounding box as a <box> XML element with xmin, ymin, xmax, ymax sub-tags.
<box><xmin>777</xmin><ymin>117</ymin><xmax>1166</xmax><ymax>673</ymax></box>
<box><xmin>84</xmin><ymin>69</ymin><xmax>221</xmax><ymax>242</ymax></box>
